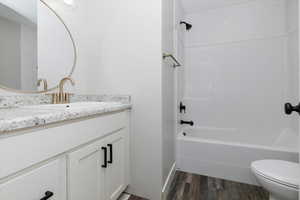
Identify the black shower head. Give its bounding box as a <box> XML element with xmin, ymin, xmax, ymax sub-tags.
<box><xmin>180</xmin><ymin>21</ymin><xmax>192</xmax><ymax>31</ymax></box>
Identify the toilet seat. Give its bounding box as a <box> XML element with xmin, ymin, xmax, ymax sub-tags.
<box><xmin>251</xmin><ymin>160</ymin><xmax>299</xmax><ymax>190</ymax></box>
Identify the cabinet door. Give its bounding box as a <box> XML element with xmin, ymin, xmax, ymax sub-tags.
<box><xmin>105</xmin><ymin>130</ymin><xmax>126</xmax><ymax>200</ymax></box>
<box><xmin>68</xmin><ymin>141</ymin><xmax>106</xmax><ymax>200</ymax></box>
<box><xmin>0</xmin><ymin>157</ymin><xmax>66</xmax><ymax>200</ymax></box>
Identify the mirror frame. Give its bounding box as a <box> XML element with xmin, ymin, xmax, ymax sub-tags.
<box><xmin>0</xmin><ymin>0</ymin><xmax>77</xmax><ymax>93</ymax></box>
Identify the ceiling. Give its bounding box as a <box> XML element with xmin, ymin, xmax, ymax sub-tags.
<box><xmin>0</xmin><ymin>0</ymin><xmax>37</xmax><ymax>24</ymax></box>
<box><xmin>0</xmin><ymin>3</ymin><xmax>35</xmax><ymax>26</ymax></box>
<box><xmin>180</xmin><ymin>0</ymin><xmax>253</xmax><ymax>14</ymax></box>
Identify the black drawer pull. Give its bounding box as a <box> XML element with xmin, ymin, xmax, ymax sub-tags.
<box><xmin>107</xmin><ymin>144</ymin><xmax>113</xmax><ymax>164</ymax></box>
<box><xmin>40</xmin><ymin>191</ymin><xmax>54</xmax><ymax>200</ymax></box>
<box><xmin>101</xmin><ymin>147</ymin><xmax>108</xmax><ymax>168</ymax></box>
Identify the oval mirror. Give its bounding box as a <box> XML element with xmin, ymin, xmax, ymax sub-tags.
<box><xmin>0</xmin><ymin>0</ymin><xmax>76</xmax><ymax>93</ymax></box>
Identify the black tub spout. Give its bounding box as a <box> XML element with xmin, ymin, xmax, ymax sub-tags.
<box><xmin>180</xmin><ymin>120</ymin><xmax>194</xmax><ymax>126</ymax></box>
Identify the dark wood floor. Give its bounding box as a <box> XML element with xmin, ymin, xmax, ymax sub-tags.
<box><xmin>129</xmin><ymin>196</ymin><xmax>147</xmax><ymax>200</ymax></box>
<box><xmin>128</xmin><ymin>171</ymin><xmax>268</xmax><ymax>200</ymax></box>
<box><xmin>167</xmin><ymin>171</ymin><xmax>269</xmax><ymax>200</ymax></box>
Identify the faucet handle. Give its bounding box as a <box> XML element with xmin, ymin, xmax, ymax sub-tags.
<box><xmin>37</xmin><ymin>79</ymin><xmax>48</xmax><ymax>91</ymax></box>
<box><xmin>46</xmin><ymin>77</ymin><xmax>75</xmax><ymax>104</ymax></box>
<box><xmin>64</xmin><ymin>93</ymin><xmax>74</xmax><ymax>104</ymax></box>
<box><xmin>46</xmin><ymin>93</ymin><xmax>74</xmax><ymax>104</ymax></box>
<box><xmin>46</xmin><ymin>93</ymin><xmax>58</xmax><ymax>104</ymax></box>
<box><xmin>59</xmin><ymin>77</ymin><xmax>75</xmax><ymax>94</ymax></box>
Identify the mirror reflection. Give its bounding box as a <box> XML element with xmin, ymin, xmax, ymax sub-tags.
<box><xmin>0</xmin><ymin>0</ymin><xmax>75</xmax><ymax>92</ymax></box>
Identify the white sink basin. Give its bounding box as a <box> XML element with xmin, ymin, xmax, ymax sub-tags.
<box><xmin>22</xmin><ymin>102</ymin><xmax>116</xmax><ymax>111</ymax></box>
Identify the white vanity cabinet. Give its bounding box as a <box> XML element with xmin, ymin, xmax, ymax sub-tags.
<box><xmin>0</xmin><ymin>111</ymin><xmax>130</xmax><ymax>200</ymax></box>
<box><xmin>103</xmin><ymin>130</ymin><xmax>126</xmax><ymax>200</ymax></box>
<box><xmin>68</xmin><ymin>140</ymin><xmax>104</xmax><ymax>200</ymax></box>
<box><xmin>68</xmin><ymin>130</ymin><xmax>126</xmax><ymax>200</ymax></box>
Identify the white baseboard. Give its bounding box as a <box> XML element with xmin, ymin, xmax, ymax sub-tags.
<box><xmin>162</xmin><ymin>163</ymin><xmax>177</xmax><ymax>200</ymax></box>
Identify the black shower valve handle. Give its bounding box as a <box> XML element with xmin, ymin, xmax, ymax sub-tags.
<box><xmin>180</xmin><ymin>102</ymin><xmax>186</xmax><ymax>114</ymax></box>
<box><xmin>285</xmin><ymin>102</ymin><xmax>300</xmax><ymax>115</ymax></box>
<box><xmin>40</xmin><ymin>191</ymin><xmax>54</xmax><ymax>200</ymax></box>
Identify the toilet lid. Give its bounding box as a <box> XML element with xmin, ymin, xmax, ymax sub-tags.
<box><xmin>251</xmin><ymin>160</ymin><xmax>299</xmax><ymax>189</ymax></box>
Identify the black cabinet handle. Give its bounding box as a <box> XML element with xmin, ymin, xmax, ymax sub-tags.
<box><xmin>40</xmin><ymin>191</ymin><xmax>54</xmax><ymax>200</ymax></box>
<box><xmin>107</xmin><ymin>144</ymin><xmax>113</xmax><ymax>164</ymax></box>
<box><xmin>101</xmin><ymin>147</ymin><xmax>108</xmax><ymax>168</ymax></box>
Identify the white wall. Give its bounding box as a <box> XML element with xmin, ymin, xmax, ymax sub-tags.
<box><xmin>181</xmin><ymin>0</ymin><xmax>298</xmax><ymax>147</ymax></box>
<box><xmin>162</xmin><ymin>0</ymin><xmax>175</xmax><ymax>188</ymax></box>
<box><xmin>0</xmin><ymin>16</ymin><xmax>37</xmax><ymax>91</ymax></box>
<box><xmin>0</xmin><ymin>0</ymin><xmax>37</xmax><ymax>92</ymax></box>
<box><xmin>57</xmin><ymin>0</ymin><xmax>175</xmax><ymax>198</ymax></box>
<box><xmin>38</xmin><ymin>0</ymin><xmax>74</xmax><ymax>89</ymax></box>
<box><xmin>20</xmin><ymin>24</ymin><xmax>37</xmax><ymax>91</ymax></box>
<box><xmin>0</xmin><ymin>16</ymin><xmax>21</xmax><ymax>89</ymax></box>
<box><xmin>46</xmin><ymin>0</ymin><xmax>165</xmax><ymax>199</ymax></box>
<box><xmin>175</xmin><ymin>2</ymin><xmax>185</xmax><ymax>101</ymax></box>
<box><xmin>286</xmin><ymin>0</ymin><xmax>299</xmax><ymax>139</ymax></box>
<box><xmin>180</xmin><ymin>0</ymin><xmax>251</xmax><ymax>14</ymax></box>
<box><xmin>0</xmin><ymin>0</ymin><xmax>75</xmax><ymax>93</ymax></box>
<box><xmin>39</xmin><ymin>0</ymin><xmax>101</xmax><ymax>94</ymax></box>
<box><xmin>174</xmin><ymin>0</ymin><xmax>185</xmax><ymax>165</ymax></box>
<box><xmin>80</xmin><ymin>0</ymin><xmax>164</xmax><ymax>198</ymax></box>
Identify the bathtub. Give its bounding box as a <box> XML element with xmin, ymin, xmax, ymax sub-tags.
<box><xmin>177</xmin><ymin>127</ymin><xmax>299</xmax><ymax>185</ymax></box>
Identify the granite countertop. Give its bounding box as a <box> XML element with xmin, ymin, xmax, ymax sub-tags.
<box><xmin>0</xmin><ymin>95</ymin><xmax>131</xmax><ymax>134</ymax></box>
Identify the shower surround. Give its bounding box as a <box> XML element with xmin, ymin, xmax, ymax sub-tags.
<box><xmin>176</xmin><ymin>0</ymin><xmax>299</xmax><ymax>184</ymax></box>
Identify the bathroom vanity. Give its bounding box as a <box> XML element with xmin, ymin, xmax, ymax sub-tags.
<box><xmin>0</xmin><ymin>97</ymin><xmax>131</xmax><ymax>200</ymax></box>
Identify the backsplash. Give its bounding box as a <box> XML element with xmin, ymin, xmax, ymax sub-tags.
<box><xmin>71</xmin><ymin>95</ymin><xmax>131</xmax><ymax>104</ymax></box>
<box><xmin>0</xmin><ymin>94</ymin><xmax>131</xmax><ymax>108</ymax></box>
<box><xmin>0</xmin><ymin>95</ymin><xmax>52</xmax><ymax>108</ymax></box>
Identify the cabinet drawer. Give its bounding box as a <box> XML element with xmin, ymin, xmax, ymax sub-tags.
<box><xmin>0</xmin><ymin>157</ymin><xmax>66</xmax><ymax>200</ymax></box>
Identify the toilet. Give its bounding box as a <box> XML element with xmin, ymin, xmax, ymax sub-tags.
<box><xmin>251</xmin><ymin>160</ymin><xmax>299</xmax><ymax>200</ymax></box>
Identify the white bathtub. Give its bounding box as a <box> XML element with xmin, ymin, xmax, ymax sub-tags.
<box><xmin>177</xmin><ymin>127</ymin><xmax>299</xmax><ymax>185</ymax></box>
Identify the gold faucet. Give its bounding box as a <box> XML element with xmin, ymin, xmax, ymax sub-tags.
<box><xmin>37</xmin><ymin>79</ymin><xmax>48</xmax><ymax>91</ymax></box>
<box><xmin>50</xmin><ymin>77</ymin><xmax>75</xmax><ymax>104</ymax></box>
<box><xmin>59</xmin><ymin>77</ymin><xmax>75</xmax><ymax>94</ymax></box>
